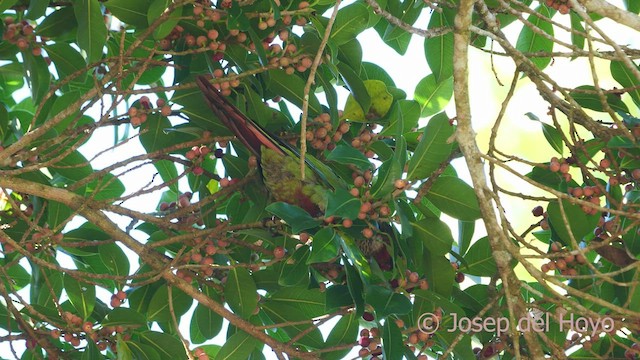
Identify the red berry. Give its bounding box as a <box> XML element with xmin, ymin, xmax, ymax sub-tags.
<box><xmin>273</xmin><ymin>246</ymin><xmax>286</xmax><ymax>259</ymax></box>
<box><xmin>362</xmin><ymin>312</ymin><xmax>374</xmax><ymax>321</ymax></box>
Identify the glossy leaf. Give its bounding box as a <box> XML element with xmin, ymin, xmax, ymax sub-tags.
<box><xmin>138</xmin><ymin>331</ymin><xmax>187</xmax><ymax>359</ymax></box>
<box><xmin>38</xmin><ymin>7</ymin><xmax>78</xmax><ymax>39</ymax></box>
<box><xmin>147</xmin><ymin>285</ymin><xmax>193</xmax><ymax>322</ymax></box>
<box><xmin>330</xmin><ymin>3</ymin><xmax>370</xmax><ymax>45</ymax></box>
<box><xmin>462</xmin><ymin>236</ymin><xmax>498</xmax><ymax>276</ymax></box>
<box><xmin>365</xmin><ymin>285</ymin><xmax>411</xmax><ymax>318</ymax></box>
<box><xmin>73</xmin><ymin>0</ymin><xmax>108</xmax><ymax>64</ymax></box>
<box><xmin>99</xmin><ymin>243</ymin><xmax>130</xmax><ymax>277</ymax></box>
<box><xmin>570</xmin><ymin>85</ymin><xmax>629</xmax><ymax>113</ymax></box>
<box><xmin>267</xmin><ymin>69</ymin><xmax>322</xmax><ymax>115</ymax></box>
<box><xmin>325</xmin><ymin>188</ymin><xmax>361</xmax><ymax>220</ymax></box>
<box><xmin>307</xmin><ymin>227</ymin><xmax>340</xmax><ymax>264</ymax></box>
<box><xmin>261</xmin><ymin>302</ymin><xmax>325</xmax><ymax>348</ymax></box>
<box><xmin>515</xmin><ymin>6</ymin><xmax>553</xmax><ymax>70</ymax></box>
<box><xmin>611</xmin><ymin>61</ymin><xmax>640</xmax><ymax>108</ymax></box>
<box><xmin>407</xmin><ymin>112</ymin><xmax>455</xmax><ymax>180</ymax></box>
<box><xmin>26</xmin><ymin>0</ymin><xmax>48</xmax><ymax>20</ymax></box>
<box><xmin>103</xmin><ymin>308</ymin><xmax>147</xmax><ymax>326</ymax></box>
<box><xmin>149</xmin><ymin>0</ymin><xmax>183</xmax><ymax>39</ymax></box>
<box><xmin>322</xmin><ymin>312</ymin><xmax>359</xmax><ymax>360</ymax></box>
<box><xmin>326</xmin><ymin>144</ymin><xmax>372</xmax><ymax>171</ymax></box>
<box><xmin>224</xmin><ymin>268</ymin><xmax>258</xmax><ymax>319</ymax></box>
<box><xmin>64</xmin><ymin>274</ymin><xmax>96</xmax><ymax>320</ymax></box>
<box><xmin>412</xmin><ymin>218</ymin><xmax>454</xmax><ymax>256</ymax></box>
<box><xmin>215</xmin><ymin>331</ymin><xmax>259</xmax><ymax>360</ymax></box>
<box><xmin>425</xmin><ymin>176</ymin><xmax>482</xmax><ymax>221</ymax></box>
<box><xmin>547</xmin><ymin>199</ymin><xmax>600</xmax><ymax>246</ymax></box>
<box><xmin>265</xmin><ymin>202</ymin><xmax>321</xmax><ymax>234</ymax></box>
<box><xmin>382</xmin><ymin>318</ymin><xmax>404</xmax><ymax>360</ymax></box>
<box><xmin>424</xmin><ymin>11</ymin><xmax>454</xmax><ymax>81</ymax></box>
<box><xmin>414</xmin><ymin>75</ymin><xmax>453</xmax><ymax>117</ymax></box>
<box><xmin>105</xmin><ymin>0</ymin><xmax>152</xmax><ymax>27</ymax></box>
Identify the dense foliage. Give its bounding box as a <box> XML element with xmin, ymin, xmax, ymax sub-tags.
<box><xmin>1</xmin><ymin>0</ymin><xmax>640</xmax><ymax>359</ymax></box>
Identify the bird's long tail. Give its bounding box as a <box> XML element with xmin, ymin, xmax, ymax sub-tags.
<box><xmin>196</xmin><ymin>76</ymin><xmax>284</xmax><ymax>158</ymax></box>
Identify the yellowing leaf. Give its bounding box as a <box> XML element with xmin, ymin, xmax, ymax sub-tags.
<box><xmin>341</xmin><ymin>80</ymin><xmax>393</xmax><ymax>122</ymax></box>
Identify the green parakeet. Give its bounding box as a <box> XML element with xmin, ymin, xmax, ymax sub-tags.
<box><xmin>196</xmin><ymin>76</ymin><xmax>393</xmax><ymax>270</ymax></box>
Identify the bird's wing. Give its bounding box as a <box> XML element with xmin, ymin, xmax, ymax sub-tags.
<box><xmin>196</xmin><ymin>75</ymin><xmax>346</xmax><ymax>191</ymax></box>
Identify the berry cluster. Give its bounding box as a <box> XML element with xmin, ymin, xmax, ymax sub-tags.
<box><xmin>548</xmin><ymin>156</ymin><xmax>572</xmax><ymax>182</ymax></box>
<box><xmin>351</xmin><ymin>126</ymin><xmax>378</xmax><ymax>159</ymax></box>
<box><xmin>304</xmin><ymin>113</ymin><xmax>349</xmax><ymax>152</ymax></box>
<box><xmin>567</xmin><ymin>184</ymin><xmax>603</xmax><ymax>215</ymax></box>
<box><xmin>110</xmin><ymin>290</ymin><xmax>127</xmax><ymax>308</ymax></box>
<box><xmin>2</xmin><ymin>17</ymin><xmax>42</xmax><ymax>55</ymax></box>
<box><xmin>540</xmin><ymin>242</ymin><xmax>587</xmax><ymax>275</ymax></box>
<box><xmin>49</xmin><ymin>310</ymin><xmax>131</xmax><ymax>353</ymax></box>
<box><xmin>176</xmin><ymin>237</ymin><xmax>229</xmax><ymax>281</ymax></box>
<box><xmin>127</xmin><ymin>96</ymin><xmax>172</xmax><ymax>127</ymax></box>
<box><xmin>185</xmin><ymin>145</ymin><xmax>211</xmax><ymax>176</ymax></box>
<box><xmin>625</xmin><ymin>343</ymin><xmax>640</xmax><ymax>359</ymax></box>
<box><xmin>545</xmin><ymin>0</ymin><xmax>573</xmax><ymax>14</ymax></box>
<box><xmin>357</xmin><ymin>327</ymin><xmax>383</xmax><ymax>359</ymax></box>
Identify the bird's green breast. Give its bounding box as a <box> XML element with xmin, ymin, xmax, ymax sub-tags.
<box><xmin>260</xmin><ymin>147</ymin><xmax>326</xmax><ymax>216</ymax></box>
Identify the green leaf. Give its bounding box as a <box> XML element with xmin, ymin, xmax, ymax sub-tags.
<box><xmin>224</xmin><ymin>268</ymin><xmax>258</xmax><ymax>319</ymax></box>
<box><xmin>215</xmin><ymin>331</ymin><xmax>259</xmax><ymax>360</ymax></box>
<box><xmin>307</xmin><ymin>227</ymin><xmax>340</xmax><ymax>264</ymax></box>
<box><xmin>407</xmin><ymin>112</ymin><xmax>455</xmax><ymax>181</ymax></box>
<box><xmin>624</xmin><ymin>0</ymin><xmax>640</xmax><ymax>13</ymax></box>
<box><xmin>149</xmin><ymin>0</ymin><xmax>183</xmax><ymax>39</ymax></box>
<box><xmin>266</xmin><ymin>202</ymin><xmax>321</xmax><ymax>234</ymax></box>
<box><xmin>322</xmin><ymin>313</ymin><xmax>359</xmax><ymax>360</ymax></box>
<box><xmin>153</xmin><ymin>160</ymin><xmax>179</xmax><ymax>194</ymax></box>
<box><xmin>570</xmin><ymin>13</ymin><xmax>585</xmax><ymax>50</ymax></box>
<box><xmin>370</xmin><ymin>135</ymin><xmax>406</xmax><ymax>199</ymax></box>
<box><xmin>382</xmin><ymin>318</ymin><xmax>405</xmax><ymax>360</ymax></box>
<box><xmin>339</xmin><ymin>62</ymin><xmax>371</xmax><ymax>121</ymax></box>
<box><xmin>278</xmin><ymin>245</ymin><xmax>311</xmax><ymax>287</ymax></box>
<box><xmin>325</xmin><ymin>188</ymin><xmax>361</xmax><ymax>220</ymax></box>
<box><xmin>343</xmin><ymin>257</ymin><xmax>365</xmax><ymax>316</ymax></box>
<box><xmin>570</xmin><ymin>85</ymin><xmax>629</xmax><ymax>113</ymax></box>
<box><xmin>26</xmin><ymin>0</ymin><xmax>49</xmax><ymax>20</ymax></box>
<box><xmin>376</xmin><ymin>0</ymin><xmax>421</xmax><ymax>55</ymax></box>
<box><xmin>547</xmin><ymin>199</ymin><xmax>600</xmax><ymax>246</ymax></box>
<box><xmin>47</xmin><ymin>200</ymin><xmax>73</xmax><ymax>230</ymax></box>
<box><xmin>515</xmin><ymin>6</ymin><xmax>553</xmax><ymax>70</ymax></box>
<box><xmin>99</xmin><ymin>243</ymin><xmax>130</xmax><ymax>277</ymax></box>
<box><xmin>422</xmin><ymin>250</ymin><xmax>455</xmax><ymax>297</ymax></box>
<box><xmin>611</xmin><ymin>61</ymin><xmax>640</xmax><ymax>108</ymax></box>
<box><xmin>541</xmin><ymin>123</ymin><xmax>564</xmax><ymax>155</ymax></box>
<box><xmin>105</xmin><ymin>0</ymin><xmax>152</xmax><ymax>27</ymax></box>
<box><xmin>4</xmin><ymin>264</ymin><xmax>30</xmax><ymax>291</ymax></box>
<box><xmin>103</xmin><ymin>308</ymin><xmax>147</xmax><ymax>326</ymax></box>
<box><xmin>267</xmin><ymin>69</ymin><xmax>322</xmax><ymax>115</ymax></box>
<box><xmin>0</xmin><ymin>0</ymin><xmax>18</xmax><ymax>13</ymax></box>
<box><xmin>525</xmin><ymin>112</ymin><xmax>563</xmax><ymax>155</ymax></box>
<box><xmin>424</xmin><ymin>11</ymin><xmax>454</xmax><ymax>81</ymax></box>
<box><xmin>138</xmin><ymin>331</ymin><xmax>188</xmax><ymax>359</ymax></box>
<box><xmin>193</xmin><ymin>302</ymin><xmax>223</xmax><ymax>340</ymax></box>
<box><xmin>38</xmin><ymin>7</ymin><xmax>78</xmax><ymax>39</ymax></box>
<box><xmin>381</xmin><ymin>100</ymin><xmax>420</xmax><ymax>137</ymax></box>
<box><xmin>412</xmin><ymin>218</ymin><xmax>454</xmax><ymax>256</ymax></box>
<box><xmin>463</xmin><ymin>236</ymin><xmax>498</xmax><ymax>276</ymax></box>
<box><xmin>73</xmin><ymin>0</ymin><xmax>108</xmax><ymax>64</ymax></box>
<box><xmin>64</xmin><ymin>274</ymin><xmax>96</xmax><ymax>320</ymax></box>
<box><xmin>326</xmin><ymin>144</ymin><xmax>372</xmax><ymax>171</ymax></box>
<box><xmin>268</xmin><ymin>287</ymin><xmax>326</xmax><ymax>318</ymax></box>
<box><xmin>330</xmin><ymin>3</ymin><xmax>370</xmax><ymax>45</ymax></box>
<box><xmin>23</xmin><ymin>51</ymin><xmax>51</xmax><ymax>104</ymax></box>
<box><xmin>140</xmin><ymin>115</ymin><xmax>175</xmax><ymax>152</ymax></box>
<box><xmin>81</xmin><ymin>341</ymin><xmax>103</xmax><ymax>360</ymax></box>
<box><xmin>414</xmin><ymin>75</ymin><xmax>453</xmax><ymax>117</ymax></box>
<box><xmin>147</xmin><ymin>285</ymin><xmax>193</xmax><ymax>322</ymax></box>
<box><xmin>261</xmin><ymin>302</ymin><xmax>325</xmax><ymax>348</ymax></box>
<box><xmin>426</xmin><ymin>176</ymin><xmax>482</xmax><ymax>221</ymax></box>
<box><xmin>365</xmin><ymin>285</ymin><xmax>411</xmax><ymax>318</ymax></box>
<box><xmin>45</xmin><ymin>43</ymin><xmax>87</xmax><ymax>86</ymax></box>
<box><xmin>458</xmin><ymin>220</ymin><xmax>475</xmax><ymax>255</ymax></box>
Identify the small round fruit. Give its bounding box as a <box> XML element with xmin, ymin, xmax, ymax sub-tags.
<box><xmin>273</xmin><ymin>246</ymin><xmax>286</xmax><ymax>259</ymax></box>
<box><xmin>362</xmin><ymin>312</ymin><xmax>374</xmax><ymax>321</ymax></box>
